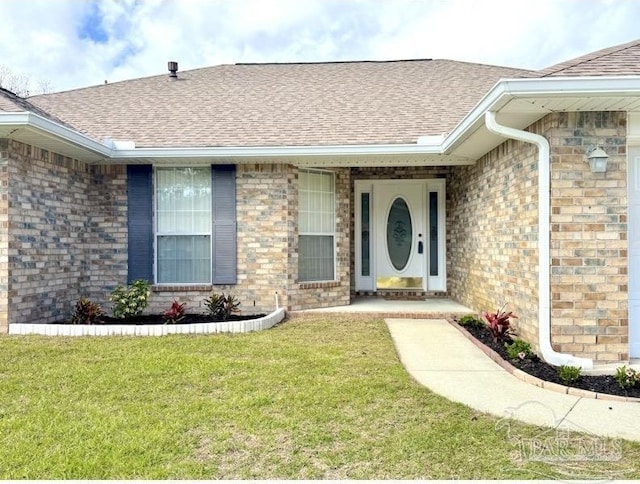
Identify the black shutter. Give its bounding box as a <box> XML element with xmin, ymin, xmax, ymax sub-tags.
<box><xmin>127</xmin><ymin>165</ymin><xmax>153</xmax><ymax>284</ymax></box>
<box><xmin>212</xmin><ymin>165</ymin><xmax>237</xmax><ymax>284</ymax></box>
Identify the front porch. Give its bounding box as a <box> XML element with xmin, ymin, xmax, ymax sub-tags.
<box><xmin>292</xmin><ymin>297</ymin><xmax>472</xmax><ymax>320</ymax></box>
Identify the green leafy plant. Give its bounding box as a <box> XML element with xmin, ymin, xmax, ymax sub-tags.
<box><xmin>109</xmin><ymin>279</ymin><xmax>151</xmax><ymax>319</ymax></box>
<box><xmin>457</xmin><ymin>314</ymin><xmax>484</xmax><ymax>329</ymax></box>
<box><xmin>162</xmin><ymin>300</ymin><xmax>186</xmax><ymax>324</ymax></box>
<box><xmin>558</xmin><ymin>365</ymin><xmax>581</xmax><ymax>386</ymax></box>
<box><xmin>69</xmin><ymin>297</ymin><xmax>103</xmax><ymax>325</ymax></box>
<box><xmin>482</xmin><ymin>304</ymin><xmax>517</xmax><ymax>343</ymax></box>
<box><xmin>614</xmin><ymin>365</ymin><xmax>640</xmax><ymax>390</ymax></box>
<box><xmin>204</xmin><ymin>292</ymin><xmax>240</xmax><ymax>321</ymax></box>
<box><xmin>506</xmin><ymin>339</ymin><xmax>532</xmax><ymax>361</ymax></box>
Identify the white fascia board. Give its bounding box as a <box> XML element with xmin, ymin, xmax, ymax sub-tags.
<box><xmin>441</xmin><ymin>75</ymin><xmax>640</xmax><ymax>154</ymax></box>
<box><xmin>499</xmin><ymin>75</ymin><xmax>640</xmax><ymax>97</ymax></box>
<box><xmin>0</xmin><ymin>111</ymin><xmax>112</xmax><ymax>157</ymax></box>
<box><xmin>109</xmin><ymin>143</ymin><xmax>443</xmax><ymax>160</ymax></box>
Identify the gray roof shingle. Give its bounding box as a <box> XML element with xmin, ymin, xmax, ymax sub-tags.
<box><xmin>28</xmin><ymin>59</ymin><xmax>530</xmax><ymax>148</ymax></box>
<box><xmin>533</xmin><ymin>38</ymin><xmax>640</xmax><ymax>77</ymax></box>
<box><xmin>0</xmin><ymin>87</ymin><xmax>72</xmax><ymax>126</ymax></box>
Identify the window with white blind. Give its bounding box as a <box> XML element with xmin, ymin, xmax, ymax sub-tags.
<box><xmin>155</xmin><ymin>167</ymin><xmax>212</xmax><ymax>284</ymax></box>
<box><xmin>298</xmin><ymin>169</ymin><xmax>336</xmax><ymax>282</ymax></box>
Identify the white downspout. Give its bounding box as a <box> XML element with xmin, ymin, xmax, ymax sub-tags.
<box><xmin>485</xmin><ymin>111</ymin><xmax>593</xmax><ymax>370</ymax></box>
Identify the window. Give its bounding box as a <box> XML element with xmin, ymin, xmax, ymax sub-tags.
<box><xmin>127</xmin><ymin>164</ymin><xmax>237</xmax><ymax>286</ymax></box>
<box><xmin>156</xmin><ymin>167</ymin><xmax>212</xmax><ymax>284</ymax></box>
<box><xmin>298</xmin><ymin>169</ymin><xmax>335</xmax><ymax>281</ymax></box>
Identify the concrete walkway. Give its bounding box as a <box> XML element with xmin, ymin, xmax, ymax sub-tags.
<box><xmin>386</xmin><ymin>318</ymin><xmax>640</xmax><ymax>442</ymax></box>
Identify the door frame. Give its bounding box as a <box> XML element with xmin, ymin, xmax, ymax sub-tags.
<box><xmin>354</xmin><ymin>179</ymin><xmax>446</xmax><ymax>292</ymax></box>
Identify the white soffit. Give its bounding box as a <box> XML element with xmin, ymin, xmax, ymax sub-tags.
<box><xmin>444</xmin><ymin>76</ymin><xmax>640</xmax><ymax>160</ymax></box>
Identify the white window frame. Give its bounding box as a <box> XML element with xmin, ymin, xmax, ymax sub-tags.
<box><xmin>153</xmin><ymin>166</ymin><xmax>213</xmax><ymax>285</ymax></box>
<box><xmin>298</xmin><ymin>168</ymin><xmax>337</xmax><ymax>282</ymax></box>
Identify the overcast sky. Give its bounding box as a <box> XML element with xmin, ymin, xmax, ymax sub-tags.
<box><xmin>1</xmin><ymin>0</ymin><xmax>639</xmax><ymax>94</ymax></box>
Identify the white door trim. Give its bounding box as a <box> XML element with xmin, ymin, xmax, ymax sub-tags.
<box><xmin>354</xmin><ymin>179</ymin><xmax>446</xmax><ymax>292</ymax></box>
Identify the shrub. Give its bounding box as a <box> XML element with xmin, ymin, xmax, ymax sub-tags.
<box><xmin>69</xmin><ymin>297</ymin><xmax>103</xmax><ymax>325</ymax></box>
<box><xmin>163</xmin><ymin>300</ymin><xmax>186</xmax><ymax>324</ymax></box>
<box><xmin>614</xmin><ymin>365</ymin><xmax>640</xmax><ymax>390</ymax></box>
<box><xmin>558</xmin><ymin>365</ymin><xmax>581</xmax><ymax>386</ymax></box>
<box><xmin>109</xmin><ymin>279</ymin><xmax>150</xmax><ymax>319</ymax></box>
<box><xmin>482</xmin><ymin>304</ymin><xmax>517</xmax><ymax>343</ymax></box>
<box><xmin>204</xmin><ymin>292</ymin><xmax>240</xmax><ymax>321</ymax></box>
<box><xmin>458</xmin><ymin>314</ymin><xmax>484</xmax><ymax>329</ymax></box>
<box><xmin>506</xmin><ymin>339</ymin><xmax>533</xmax><ymax>361</ymax></box>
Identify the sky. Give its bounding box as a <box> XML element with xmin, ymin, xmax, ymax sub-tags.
<box><xmin>1</xmin><ymin>0</ymin><xmax>640</xmax><ymax>95</ymax></box>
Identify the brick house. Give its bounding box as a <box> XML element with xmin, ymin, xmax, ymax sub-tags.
<box><xmin>2</xmin><ymin>39</ymin><xmax>640</xmax><ymax>368</ymax></box>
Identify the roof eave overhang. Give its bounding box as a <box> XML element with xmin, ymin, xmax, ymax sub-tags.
<box><xmin>0</xmin><ymin>112</ymin><xmax>112</xmax><ymax>162</ymax></box>
<box><xmin>3</xmin><ymin>76</ymin><xmax>640</xmax><ymax>166</ymax></box>
<box><xmin>109</xmin><ymin>144</ymin><xmax>474</xmax><ymax>166</ymax></box>
<box><xmin>443</xmin><ymin>76</ymin><xmax>640</xmax><ymax>159</ymax></box>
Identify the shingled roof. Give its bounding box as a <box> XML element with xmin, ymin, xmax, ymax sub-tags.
<box><xmin>0</xmin><ymin>87</ymin><xmax>73</xmax><ymax>127</ymax></box>
<box><xmin>533</xmin><ymin>38</ymin><xmax>640</xmax><ymax>77</ymax></box>
<box><xmin>27</xmin><ymin>59</ymin><xmax>529</xmax><ymax>148</ymax></box>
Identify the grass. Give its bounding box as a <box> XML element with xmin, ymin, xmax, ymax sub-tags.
<box><xmin>0</xmin><ymin>315</ymin><xmax>639</xmax><ymax>479</ymax></box>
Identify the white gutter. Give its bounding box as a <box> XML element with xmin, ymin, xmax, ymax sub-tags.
<box><xmin>485</xmin><ymin>111</ymin><xmax>593</xmax><ymax>370</ymax></box>
<box><xmin>0</xmin><ymin>112</ymin><xmax>112</xmax><ymax>157</ymax></box>
<box><xmin>108</xmin><ymin>143</ymin><xmax>444</xmax><ymax>159</ymax></box>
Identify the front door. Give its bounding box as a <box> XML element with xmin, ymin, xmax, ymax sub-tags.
<box><xmin>375</xmin><ymin>181</ymin><xmax>425</xmax><ymax>290</ymax></box>
<box><xmin>355</xmin><ymin>179</ymin><xmax>445</xmax><ymax>292</ymax></box>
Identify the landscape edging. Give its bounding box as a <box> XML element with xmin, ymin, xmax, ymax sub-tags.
<box><xmin>447</xmin><ymin>319</ymin><xmax>640</xmax><ymax>403</ymax></box>
<box><xmin>8</xmin><ymin>308</ymin><xmax>286</xmax><ymax>337</ymax></box>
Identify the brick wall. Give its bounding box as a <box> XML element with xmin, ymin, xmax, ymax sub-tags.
<box><xmin>3</xmin><ymin>140</ymin><xmax>94</xmax><ymax>324</ymax></box>
<box><xmin>448</xmin><ymin>137</ymin><xmax>540</xmax><ymax>347</ymax></box>
<box><xmin>86</xmin><ymin>165</ymin><xmax>128</xmax><ymax>305</ymax></box>
<box><xmin>287</xmin><ymin>166</ymin><xmax>351</xmax><ymax>310</ymax></box>
<box><xmin>547</xmin><ymin>112</ymin><xmax>628</xmax><ymax>363</ymax></box>
<box><xmin>234</xmin><ymin>163</ymin><xmax>291</xmax><ymax>313</ymax></box>
<box><xmin>0</xmin><ymin>146</ymin><xmax>354</xmax><ymax>326</ymax></box>
<box><xmin>448</xmin><ymin>112</ymin><xmax>629</xmax><ymax>363</ymax></box>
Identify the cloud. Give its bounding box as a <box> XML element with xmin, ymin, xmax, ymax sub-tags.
<box><xmin>0</xmin><ymin>0</ymin><xmax>639</xmax><ymax>93</ymax></box>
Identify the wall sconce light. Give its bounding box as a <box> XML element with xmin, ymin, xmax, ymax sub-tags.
<box><xmin>585</xmin><ymin>145</ymin><xmax>609</xmax><ymax>173</ymax></box>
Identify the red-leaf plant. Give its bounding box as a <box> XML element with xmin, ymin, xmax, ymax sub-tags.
<box><xmin>163</xmin><ymin>300</ymin><xmax>186</xmax><ymax>324</ymax></box>
<box><xmin>482</xmin><ymin>304</ymin><xmax>518</xmax><ymax>343</ymax></box>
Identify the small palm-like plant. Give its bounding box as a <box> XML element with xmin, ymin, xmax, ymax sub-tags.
<box><xmin>69</xmin><ymin>297</ymin><xmax>104</xmax><ymax>325</ymax></box>
<box><xmin>162</xmin><ymin>300</ymin><xmax>186</xmax><ymax>324</ymax></box>
<box><xmin>204</xmin><ymin>292</ymin><xmax>240</xmax><ymax>321</ymax></box>
<box><xmin>482</xmin><ymin>304</ymin><xmax>517</xmax><ymax>343</ymax></box>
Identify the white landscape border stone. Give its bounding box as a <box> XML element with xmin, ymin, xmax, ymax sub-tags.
<box><xmin>8</xmin><ymin>308</ymin><xmax>286</xmax><ymax>337</ymax></box>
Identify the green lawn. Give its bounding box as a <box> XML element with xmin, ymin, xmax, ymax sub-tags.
<box><xmin>0</xmin><ymin>315</ymin><xmax>638</xmax><ymax>479</ymax></box>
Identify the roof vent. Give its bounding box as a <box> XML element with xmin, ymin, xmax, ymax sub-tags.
<box><xmin>168</xmin><ymin>61</ymin><xmax>178</xmax><ymax>79</ymax></box>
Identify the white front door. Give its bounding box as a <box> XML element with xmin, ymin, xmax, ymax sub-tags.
<box><xmin>355</xmin><ymin>179</ymin><xmax>445</xmax><ymax>292</ymax></box>
<box><xmin>629</xmin><ymin>149</ymin><xmax>640</xmax><ymax>358</ymax></box>
<box><xmin>374</xmin><ymin>181</ymin><xmax>425</xmax><ymax>290</ymax></box>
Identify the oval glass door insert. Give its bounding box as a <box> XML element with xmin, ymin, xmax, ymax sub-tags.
<box><xmin>386</xmin><ymin>197</ymin><xmax>412</xmax><ymax>270</ymax></box>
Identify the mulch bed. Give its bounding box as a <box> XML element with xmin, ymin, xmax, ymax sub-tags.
<box><xmin>60</xmin><ymin>313</ymin><xmax>266</xmax><ymax>326</ymax></box>
<box><xmin>456</xmin><ymin>321</ymin><xmax>640</xmax><ymax>399</ymax></box>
